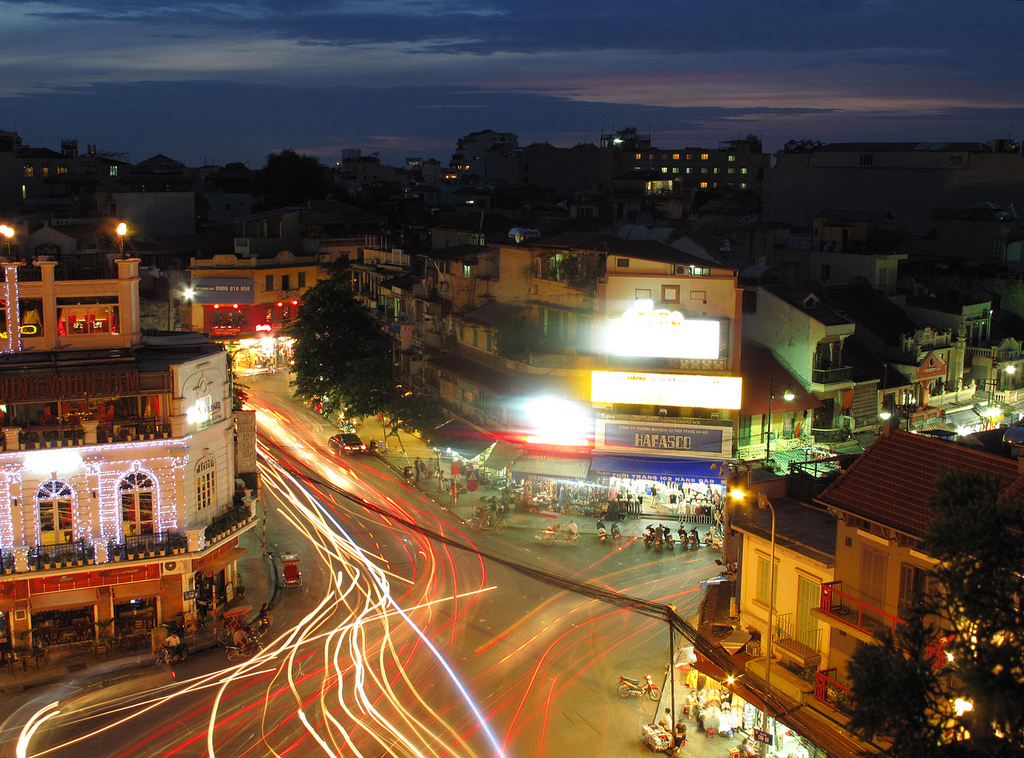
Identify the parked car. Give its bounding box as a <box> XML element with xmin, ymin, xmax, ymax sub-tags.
<box><xmin>329</xmin><ymin>433</ymin><xmax>367</xmax><ymax>455</ymax></box>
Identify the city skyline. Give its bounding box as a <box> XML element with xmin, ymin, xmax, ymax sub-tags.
<box><xmin>2</xmin><ymin>0</ymin><xmax>1022</xmax><ymax>168</ymax></box>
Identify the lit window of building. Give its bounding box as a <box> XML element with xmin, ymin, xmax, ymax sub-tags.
<box><xmin>700</xmin><ymin>181</ymin><xmax>708</xmax><ymax>188</ymax></box>
<box><xmin>23</xmin><ymin>164</ymin><xmax>33</xmax><ymax>178</ymax></box>
<box><xmin>728</xmin><ymin>155</ymin><xmax>736</xmax><ymax>162</ymax></box>
<box><xmin>120</xmin><ymin>472</ymin><xmax>155</xmax><ymax>536</ymax></box>
<box><xmin>672</xmin><ymin>154</ymin><xmax>680</xmax><ymax>160</ymax></box>
<box><xmin>196</xmin><ymin>457</ymin><xmax>216</xmax><ymax>510</ymax></box>
<box><xmin>672</xmin><ymin>168</ymin><xmax>679</xmax><ymax>174</ymax></box>
<box><xmin>57</xmin><ymin>164</ymin><xmax>68</xmax><ymax>175</ymax></box>
<box><xmin>728</xmin><ymin>168</ymin><xmax>735</xmax><ymax>174</ymax></box>
<box><xmin>38</xmin><ymin>480</ymin><xmax>73</xmax><ymax>545</ymax></box>
<box><xmin>661</xmin><ymin>167</ymin><xmax>668</xmax><ymax>174</ymax></box>
<box><xmin>110</xmin><ymin>166</ymin><xmax>118</xmax><ymax>177</ymax></box>
<box><xmin>41</xmin><ymin>165</ymin><xmax>50</xmax><ymax>177</ymax></box>
<box><xmin>701</xmin><ymin>153</ymin><xmax>709</xmax><ymax>160</ymax></box>
<box><xmin>741</xmin><ymin>168</ymin><xmax>748</xmax><ymax>175</ymax></box>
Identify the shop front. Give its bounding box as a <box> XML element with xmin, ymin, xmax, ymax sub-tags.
<box><xmin>590</xmin><ymin>454</ymin><xmax>726</xmax><ymax>522</ymax></box>
<box><xmin>193</xmin><ymin>541</ymin><xmax>247</xmax><ymax>612</ymax></box>
<box><xmin>508</xmin><ymin>452</ymin><xmax>595</xmax><ymax>514</ymax></box>
<box><xmin>29</xmin><ymin>588</ymin><xmax>98</xmax><ymax>646</ymax></box>
<box><xmin>111</xmin><ymin>579</ymin><xmax>163</xmax><ymax>636</ymax></box>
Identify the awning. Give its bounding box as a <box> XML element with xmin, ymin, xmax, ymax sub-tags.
<box><xmin>0</xmin><ymin>598</ymin><xmax>15</xmax><ymax>613</ymax></box>
<box><xmin>112</xmin><ymin>579</ymin><xmax>163</xmax><ymax>601</ymax></box>
<box><xmin>590</xmin><ymin>454</ymin><xmax>724</xmax><ymax>484</ymax></box>
<box><xmin>195</xmin><ymin>546</ymin><xmax>246</xmax><ymax>574</ymax></box>
<box><xmin>483</xmin><ymin>440</ymin><xmax>524</xmax><ymax>471</ymax></box>
<box><xmin>510</xmin><ymin>454</ymin><xmax>590</xmax><ymax>480</ymax></box>
<box><xmin>31</xmin><ymin>588</ymin><xmax>98</xmax><ymax>611</ymax></box>
<box><xmin>430</xmin><ymin>419</ymin><xmax>494</xmax><ymax>459</ymax></box>
<box><xmin>945</xmin><ymin>408</ymin><xmax>982</xmax><ymax>427</ymax></box>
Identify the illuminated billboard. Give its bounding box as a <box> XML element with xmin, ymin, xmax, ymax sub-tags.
<box><xmin>591</xmin><ymin>371</ymin><xmax>742</xmax><ymax>409</ymax></box>
<box><xmin>605</xmin><ymin>300</ymin><xmax>721</xmax><ymax>359</ymax></box>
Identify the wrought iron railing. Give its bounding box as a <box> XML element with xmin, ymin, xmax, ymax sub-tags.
<box><xmin>819</xmin><ymin>581</ymin><xmax>906</xmax><ymax>638</ymax></box>
<box><xmin>811</xmin><ymin>366</ymin><xmax>852</xmax><ymax>385</ymax></box>
<box><xmin>814</xmin><ymin>668</ymin><xmax>854</xmax><ymax>713</ymax></box>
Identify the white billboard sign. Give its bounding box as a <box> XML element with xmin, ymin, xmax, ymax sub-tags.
<box><xmin>591</xmin><ymin>370</ymin><xmax>742</xmax><ymax>410</ymax></box>
<box><xmin>605</xmin><ymin>300</ymin><xmax>720</xmax><ymax>359</ymax></box>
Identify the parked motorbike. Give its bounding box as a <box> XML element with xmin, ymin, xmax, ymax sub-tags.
<box><xmin>617</xmin><ymin>673</ymin><xmax>661</xmax><ymax>701</ymax></box>
<box><xmin>643</xmin><ymin>526</ymin><xmax>656</xmax><ymax>549</ymax></box>
<box><xmin>154</xmin><ymin>642</ymin><xmax>188</xmax><ymax>666</ymax></box>
<box><xmin>677</xmin><ymin>525</ymin><xmax>688</xmax><ymax>549</ymax></box>
<box><xmin>688</xmin><ymin>528</ymin><xmax>700</xmax><ymax>548</ymax></box>
<box><xmin>611</xmin><ymin>522</ymin><xmax>622</xmax><ymax>542</ymax></box>
<box><xmin>661</xmin><ymin>525</ymin><xmax>674</xmax><ymax>549</ymax></box>
<box><xmin>596</xmin><ymin>520</ymin><xmax>607</xmax><ymax>544</ymax></box>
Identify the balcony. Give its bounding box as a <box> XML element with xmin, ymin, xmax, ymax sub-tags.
<box><xmin>773</xmin><ymin>613</ymin><xmax>821</xmax><ymax>668</ymax></box>
<box><xmin>811</xmin><ymin>366</ymin><xmax>852</xmax><ymax>386</ymax></box>
<box><xmin>108</xmin><ymin>531</ymin><xmax>187</xmax><ymax>561</ymax></box>
<box><xmin>816</xmin><ymin>581</ymin><xmax>906</xmax><ymax>641</ymax></box>
<box><xmin>28</xmin><ymin>539</ymin><xmax>93</xmax><ymax>570</ymax></box>
<box><xmin>11</xmin><ymin>419</ymin><xmax>173</xmax><ymax>452</ymax></box>
<box><xmin>814</xmin><ymin>668</ymin><xmax>854</xmax><ymax>714</ymax></box>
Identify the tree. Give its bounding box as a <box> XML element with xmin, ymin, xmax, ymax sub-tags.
<box><xmin>253</xmin><ymin>149</ymin><xmax>330</xmax><ymax>212</ymax></box>
<box><xmin>382</xmin><ymin>391</ymin><xmax>446</xmax><ymax>447</ymax></box>
<box><xmin>289</xmin><ymin>278</ymin><xmax>398</xmax><ymax>419</ymax></box>
<box><xmin>846</xmin><ymin>469</ymin><xmax>1024</xmax><ymax>758</ymax></box>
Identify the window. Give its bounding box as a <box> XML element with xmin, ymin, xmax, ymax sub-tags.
<box><xmin>634</xmin><ymin>153</ymin><xmax>642</xmax><ymax>160</ymax></box>
<box><xmin>672</xmin><ymin>168</ymin><xmax>679</xmax><ymax>174</ymax></box>
<box><xmin>796</xmin><ymin>576</ymin><xmax>821</xmax><ymax>648</ymax></box>
<box><xmin>120</xmin><ymin>472</ymin><xmax>155</xmax><ymax>536</ymax></box>
<box><xmin>740</xmin><ymin>168</ymin><xmax>748</xmax><ymax>175</ymax></box>
<box><xmin>713</xmin><ymin>168</ymin><xmax>719</xmax><ymax>174</ymax></box>
<box><xmin>196</xmin><ymin>457</ymin><xmax>216</xmax><ymax>511</ymax></box>
<box><xmin>464</xmin><ymin>263</ymin><xmax>472</xmax><ymax>278</ymax></box>
<box><xmin>700</xmin><ymin>182</ymin><xmax>708</xmax><ymax>189</ymax></box>
<box><xmin>81</xmin><ymin>162</ymin><xmax>96</xmax><ymax>175</ymax></box>
<box><xmin>728</xmin><ymin>168</ymin><xmax>735</xmax><ymax>174</ymax></box>
<box><xmin>728</xmin><ymin>155</ymin><xmax>736</xmax><ymax>162</ymax></box>
<box><xmin>634</xmin><ymin>288</ymin><xmax>652</xmax><ymax>299</ymax></box>
<box><xmin>859</xmin><ymin>154</ymin><xmax>873</xmax><ymax>166</ymax></box>
<box><xmin>672</xmin><ymin>153</ymin><xmax>680</xmax><ymax>160</ymax></box>
<box><xmin>56</xmin><ymin>298</ymin><xmax>119</xmax><ymax>335</ymax></box>
<box><xmin>898</xmin><ymin>563</ymin><xmax>926</xmax><ymax>621</ymax></box>
<box><xmin>685</xmin><ymin>168</ymin><xmax>692</xmax><ymax>174</ymax></box>
<box><xmin>691</xmin><ymin>267</ymin><xmax>710</xmax><ymax>277</ymax></box>
<box><xmin>41</xmin><ymin>165</ymin><xmax>50</xmax><ymax>177</ymax></box>
<box><xmin>701</xmin><ymin>153</ymin><xmax>709</xmax><ymax>160</ymax></box>
<box><xmin>949</xmin><ymin>155</ymin><xmax>964</xmax><ymax>167</ymax></box>
<box><xmin>860</xmin><ymin>547</ymin><xmax>888</xmax><ymax>622</ymax></box>
<box><xmin>661</xmin><ymin>167</ymin><xmax>668</xmax><ymax>174</ymax></box>
<box><xmin>662</xmin><ymin>154</ymin><xmax>668</xmax><ymax>160</ymax></box>
<box><xmin>38</xmin><ymin>480</ymin><xmax>73</xmax><ymax>545</ymax></box>
<box><xmin>686</xmin><ymin>154</ymin><xmax>693</xmax><ymax>160</ymax></box>
<box><xmin>616</xmin><ymin>258</ymin><xmax>630</xmax><ymax>268</ymax></box>
<box><xmin>109</xmin><ymin>165</ymin><xmax>118</xmax><ymax>177</ymax></box>
<box><xmin>740</xmin><ymin>183</ymin><xmax>747</xmax><ymax>189</ymax></box>
<box><xmin>57</xmin><ymin>164</ymin><xmax>68</xmax><ymax>175</ymax></box>
<box><xmin>265</xmin><ymin>274</ymin><xmax>273</xmax><ymax>291</ymax></box>
<box><xmin>661</xmin><ymin>285</ymin><xmax>680</xmax><ymax>303</ymax></box>
<box><xmin>23</xmin><ymin>164</ymin><xmax>34</xmax><ymax>178</ymax></box>
<box><xmin>756</xmin><ymin>555</ymin><xmax>778</xmax><ymax>606</ymax></box>
<box><xmin>701</xmin><ymin>168</ymin><xmax>708</xmax><ymax>174</ymax></box>
<box><xmin>281</xmin><ymin>275</ymin><xmax>290</xmax><ymax>291</ymax></box>
<box><xmin>298</xmin><ymin>272</ymin><xmax>306</xmax><ymax>288</ymax></box>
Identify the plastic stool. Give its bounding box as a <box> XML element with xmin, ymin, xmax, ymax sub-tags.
<box><xmin>707</xmin><ymin>728</ymin><xmax>716</xmax><ymax>738</ymax></box>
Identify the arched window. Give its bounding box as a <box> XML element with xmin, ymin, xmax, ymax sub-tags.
<box><xmin>120</xmin><ymin>472</ymin><xmax>155</xmax><ymax>536</ymax></box>
<box><xmin>38</xmin><ymin>480</ymin><xmax>73</xmax><ymax>545</ymax></box>
<box><xmin>196</xmin><ymin>457</ymin><xmax>216</xmax><ymax>511</ymax></box>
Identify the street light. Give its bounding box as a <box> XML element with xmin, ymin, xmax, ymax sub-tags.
<box><xmin>765</xmin><ymin>385</ymin><xmax>795</xmax><ymax>467</ymax></box>
<box><xmin>730</xmin><ymin>486</ymin><xmax>776</xmax><ymax>757</ymax></box>
<box><xmin>116</xmin><ymin>222</ymin><xmax>127</xmax><ymax>259</ymax></box>
<box><xmin>0</xmin><ymin>225</ymin><xmax>13</xmax><ymax>260</ymax></box>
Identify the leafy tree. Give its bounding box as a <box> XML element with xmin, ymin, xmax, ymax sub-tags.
<box><xmin>253</xmin><ymin>149</ymin><xmax>330</xmax><ymax>212</ymax></box>
<box><xmin>232</xmin><ymin>379</ymin><xmax>249</xmax><ymax>412</ymax></box>
<box><xmin>289</xmin><ymin>278</ymin><xmax>397</xmax><ymax>419</ymax></box>
<box><xmin>846</xmin><ymin>469</ymin><xmax>1024</xmax><ymax>758</ymax></box>
<box><xmin>382</xmin><ymin>391</ymin><xmax>446</xmax><ymax>446</ymax></box>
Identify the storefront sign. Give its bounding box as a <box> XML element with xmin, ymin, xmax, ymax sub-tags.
<box><xmin>30</xmin><ymin>564</ymin><xmax>158</xmax><ymax>593</ymax></box>
<box><xmin>591</xmin><ymin>371</ymin><xmax>742</xmax><ymax>410</ymax></box>
<box><xmin>235</xmin><ymin>410</ymin><xmax>257</xmax><ymax>474</ymax></box>
<box><xmin>605</xmin><ymin>300</ymin><xmax>721</xmax><ymax>359</ymax></box>
<box><xmin>596</xmin><ymin>418</ymin><xmax>732</xmax><ymax>458</ymax></box>
<box><xmin>0</xmin><ymin>366</ymin><xmax>141</xmax><ymax>403</ymax></box>
<box><xmin>191</xmin><ymin>278</ymin><xmax>255</xmax><ymax>305</ymax></box>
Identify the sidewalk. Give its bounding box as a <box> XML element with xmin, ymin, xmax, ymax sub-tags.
<box><xmin>0</xmin><ymin>526</ymin><xmax>277</xmax><ymax>694</ymax></box>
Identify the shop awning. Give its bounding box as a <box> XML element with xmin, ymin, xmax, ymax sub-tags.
<box><xmin>590</xmin><ymin>454</ymin><xmax>725</xmax><ymax>483</ymax></box>
<box><xmin>0</xmin><ymin>598</ymin><xmax>15</xmax><ymax>612</ymax></box>
<box><xmin>195</xmin><ymin>546</ymin><xmax>246</xmax><ymax>574</ymax></box>
<box><xmin>510</xmin><ymin>454</ymin><xmax>591</xmax><ymax>480</ymax></box>
<box><xmin>483</xmin><ymin>440</ymin><xmax>524</xmax><ymax>471</ymax></box>
<box><xmin>430</xmin><ymin>419</ymin><xmax>494</xmax><ymax>460</ymax></box>
<box><xmin>945</xmin><ymin>408</ymin><xmax>982</xmax><ymax>427</ymax></box>
<box><xmin>112</xmin><ymin>579</ymin><xmax>163</xmax><ymax>601</ymax></box>
<box><xmin>31</xmin><ymin>588</ymin><xmax>98</xmax><ymax>611</ymax></box>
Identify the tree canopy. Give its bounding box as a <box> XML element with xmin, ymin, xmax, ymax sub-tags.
<box><xmin>846</xmin><ymin>468</ymin><xmax>1024</xmax><ymax>758</ymax></box>
<box><xmin>253</xmin><ymin>149</ymin><xmax>330</xmax><ymax>211</ymax></box>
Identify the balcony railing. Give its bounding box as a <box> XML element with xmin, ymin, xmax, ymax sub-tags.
<box><xmin>814</xmin><ymin>668</ymin><xmax>854</xmax><ymax>714</ymax></box>
<box><xmin>811</xmin><ymin>366</ymin><xmax>852</xmax><ymax>385</ymax></box>
<box><xmin>28</xmin><ymin>539</ymin><xmax>90</xmax><ymax>569</ymax></box>
<box><xmin>774</xmin><ymin>613</ymin><xmax>821</xmax><ymax>664</ymax></box>
<box><xmin>109</xmin><ymin>531</ymin><xmax>185</xmax><ymax>560</ymax></box>
<box><xmin>819</xmin><ymin>581</ymin><xmax>906</xmax><ymax>638</ymax></box>
<box><xmin>14</xmin><ymin>420</ymin><xmax>172</xmax><ymax>450</ymax></box>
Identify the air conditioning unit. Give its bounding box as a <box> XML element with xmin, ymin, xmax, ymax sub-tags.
<box><xmin>162</xmin><ymin>560</ymin><xmax>187</xmax><ymax>575</ymax></box>
<box><xmin>527</xmin><ymin>285</ymin><xmax>539</xmax><ymax>295</ymax></box>
<box><xmin>674</xmin><ymin>264</ymin><xmax>689</xmax><ymax>275</ymax></box>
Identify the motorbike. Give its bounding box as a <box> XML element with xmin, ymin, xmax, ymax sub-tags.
<box><xmin>471</xmin><ymin>507</ymin><xmax>508</xmax><ymax>535</ymax></box>
<box><xmin>154</xmin><ymin>642</ymin><xmax>188</xmax><ymax>666</ymax></box>
<box><xmin>662</xmin><ymin>527</ymin><xmax>674</xmax><ymax>549</ymax></box>
<box><xmin>226</xmin><ymin>638</ymin><xmax>263</xmax><ymax>662</ymax></box>
<box><xmin>617</xmin><ymin>673</ymin><xmax>661</xmax><ymax>701</ymax></box>
<box><xmin>536</xmin><ymin>523</ymin><xmax>581</xmax><ymax>546</ymax></box>
<box><xmin>596</xmin><ymin>520</ymin><xmax>607</xmax><ymax>544</ymax></box>
<box><xmin>643</xmin><ymin>526</ymin><xmax>656</xmax><ymax>549</ymax></box>
<box><xmin>677</xmin><ymin>525</ymin><xmax>688</xmax><ymax>549</ymax></box>
<box><xmin>611</xmin><ymin>522</ymin><xmax>622</xmax><ymax>542</ymax></box>
<box><xmin>688</xmin><ymin>529</ymin><xmax>700</xmax><ymax>548</ymax></box>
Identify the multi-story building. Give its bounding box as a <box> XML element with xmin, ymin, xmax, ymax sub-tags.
<box><xmin>0</xmin><ymin>254</ymin><xmax>255</xmax><ymax>653</ymax></box>
<box><xmin>447</xmin><ymin>130</ymin><xmax>518</xmax><ymax>180</ymax></box>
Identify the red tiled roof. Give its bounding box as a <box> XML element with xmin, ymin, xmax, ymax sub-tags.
<box><xmin>816</xmin><ymin>429</ymin><xmax>1023</xmax><ymax>537</ymax></box>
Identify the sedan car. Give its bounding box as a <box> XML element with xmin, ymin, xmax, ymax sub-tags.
<box><xmin>329</xmin><ymin>433</ymin><xmax>368</xmax><ymax>455</ymax></box>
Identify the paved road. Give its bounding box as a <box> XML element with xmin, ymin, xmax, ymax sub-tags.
<box><xmin>6</xmin><ymin>376</ymin><xmax>726</xmax><ymax>758</ymax></box>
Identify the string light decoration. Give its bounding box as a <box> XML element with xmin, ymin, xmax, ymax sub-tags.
<box><xmin>2</xmin><ymin>263</ymin><xmax>21</xmax><ymax>353</ymax></box>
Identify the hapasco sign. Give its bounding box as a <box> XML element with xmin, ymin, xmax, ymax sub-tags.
<box><xmin>596</xmin><ymin>417</ymin><xmax>732</xmax><ymax>458</ymax></box>
<box><xmin>605</xmin><ymin>299</ymin><xmax>722</xmax><ymax>359</ymax></box>
<box><xmin>591</xmin><ymin>370</ymin><xmax>742</xmax><ymax>410</ymax></box>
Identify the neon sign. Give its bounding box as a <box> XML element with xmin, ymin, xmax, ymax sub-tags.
<box><xmin>0</xmin><ymin>324</ymin><xmax>39</xmax><ymax>339</ymax></box>
<box><xmin>255</xmin><ymin>324</ymin><xmax>273</xmax><ymax>332</ymax></box>
<box><xmin>605</xmin><ymin>299</ymin><xmax>720</xmax><ymax>359</ymax></box>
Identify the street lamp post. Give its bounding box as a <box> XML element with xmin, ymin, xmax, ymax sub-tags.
<box><xmin>116</xmin><ymin>222</ymin><xmax>127</xmax><ymax>259</ymax></box>
<box><xmin>0</xmin><ymin>225</ymin><xmax>13</xmax><ymax>260</ymax></box>
<box><xmin>730</xmin><ymin>487</ymin><xmax>776</xmax><ymax>758</ymax></box>
<box><xmin>765</xmin><ymin>384</ymin><xmax>795</xmax><ymax>467</ymax></box>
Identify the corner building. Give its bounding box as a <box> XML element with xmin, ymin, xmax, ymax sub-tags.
<box><xmin>0</xmin><ymin>256</ymin><xmax>255</xmax><ymax>652</ymax></box>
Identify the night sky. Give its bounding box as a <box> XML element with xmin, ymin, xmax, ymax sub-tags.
<box><xmin>2</xmin><ymin>0</ymin><xmax>1022</xmax><ymax>168</ymax></box>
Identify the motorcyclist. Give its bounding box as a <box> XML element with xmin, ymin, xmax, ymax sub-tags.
<box><xmin>162</xmin><ymin>631</ymin><xmax>186</xmax><ymax>662</ymax></box>
<box><xmin>232</xmin><ymin>625</ymin><xmax>252</xmax><ymax>654</ymax></box>
<box><xmin>644</xmin><ymin>524</ymin><xmax>657</xmax><ymax>547</ymax></box>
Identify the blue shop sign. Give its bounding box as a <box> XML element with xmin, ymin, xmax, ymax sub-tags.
<box><xmin>602</xmin><ymin>420</ymin><xmax>726</xmax><ymax>455</ymax></box>
<box><xmin>191</xmin><ymin>278</ymin><xmax>255</xmax><ymax>304</ymax></box>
